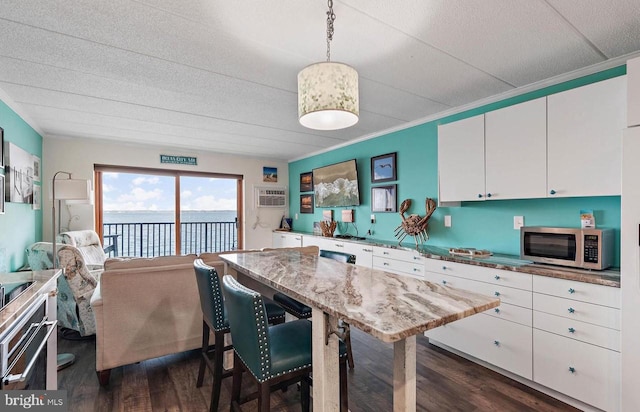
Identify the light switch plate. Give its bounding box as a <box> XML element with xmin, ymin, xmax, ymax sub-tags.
<box><xmin>444</xmin><ymin>215</ymin><xmax>452</xmax><ymax>227</ymax></box>
<box><xmin>514</xmin><ymin>216</ymin><xmax>524</xmax><ymax>230</ymax></box>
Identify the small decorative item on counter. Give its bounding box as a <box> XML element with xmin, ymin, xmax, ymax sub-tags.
<box><xmin>277</xmin><ymin>216</ymin><xmax>292</xmax><ymax>231</ymax></box>
<box><xmin>580</xmin><ymin>209</ymin><xmax>595</xmax><ymax>228</ymax></box>
<box><xmin>394</xmin><ymin>198</ymin><xmax>437</xmax><ymax>248</ymax></box>
<box><xmin>320</xmin><ymin>220</ymin><xmax>337</xmax><ymax>237</ymax></box>
<box><xmin>449</xmin><ymin>248</ymin><xmax>493</xmax><ymax>258</ymax></box>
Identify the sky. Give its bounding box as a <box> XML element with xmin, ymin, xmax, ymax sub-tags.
<box><xmin>102</xmin><ymin>172</ymin><xmax>237</xmax><ymax>211</ymax></box>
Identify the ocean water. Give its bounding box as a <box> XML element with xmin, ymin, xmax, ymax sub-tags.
<box><xmin>104</xmin><ymin>210</ymin><xmax>237</xmax><ymax>223</ymax></box>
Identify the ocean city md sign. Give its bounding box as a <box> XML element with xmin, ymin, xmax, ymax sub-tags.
<box><xmin>160</xmin><ymin>155</ymin><xmax>197</xmax><ymax>166</ymax></box>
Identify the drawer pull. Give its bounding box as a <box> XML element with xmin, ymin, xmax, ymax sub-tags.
<box><xmin>383</xmin><ymin>262</ymin><xmax>389</xmax><ymax>266</ymax></box>
<box><xmin>478</xmin><ymin>194</ymin><xmax>483</xmax><ymax>198</ymax></box>
<box><xmin>569</xmin><ymin>366</ymin><xmax>576</xmax><ymax>374</ymax></box>
<box><xmin>336</xmin><ymin>244</ymin><xmax>344</xmax><ymax>248</ymax></box>
<box><xmin>568</xmin><ymin>288</ymin><xmax>575</xmax><ymax>294</ymax></box>
<box><xmin>413</xmin><ymin>268</ymin><xmax>419</xmax><ymax>272</ymax></box>
<box><xmin>413</xmin><ymin>256</ymin><xmax>420</xmax><ymax>260</ymax></box>
<box><xmin>442</xmin><ymin>266</ymin><xmax>447</xmax><ymax>270</ymax></box>
<box><xmin>494</xmin><ymin>340</ymin><xmax>500</xmax><ymax>346</ymax></box>
<box><xmin>550</xmin><ymin>189</ymin><xmax>557</xmax><ymax>195</ymax></box>
<box><xmin>494</xmin><ymin>275</ymin><xmax>500</xmax><ymax>280</ymax></box>
<box><xmin>494</xmin><ymin>308</ymin><xmax>500</xmax><ymax>313</ymax></box>
<box><xmin>568</xmin><ymin>327</ymin><xmax>576</xmax><ymax>334</ymax></box>
<box><xmin>568</xmin><ymin>307</ymin><xmax>575</xmax><ymax>314</ymax></box>
<box><xmin>442</xmin><ymin>280</ymin><xmax>447</xmax><ymax>285</ymax></box>
<box><xmin>363</xmin><ymin>248</ymin><xmax>372</xmax><ymax>252</ymax></box>
<box><xmin>494</xmin><ymin>291</ymin><xmax>500</xmax><ymax>297</ymax></box>
<box><xmin>383</xmin><ymin>251</ymin><xmax>389</xmax><ymax>255</ymax></box>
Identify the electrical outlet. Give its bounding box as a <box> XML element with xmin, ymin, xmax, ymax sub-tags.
<box><xmin>370</xmin><ymin>214</ymin><xmax>376</xmax><ymax>224</ymax></box>
<box><xmin>444</xmin><ymin>215</ymin><xmax>452</xmax><ymax>228</ymax></box>
<box><xmin>514</xmin><ymin>216</ymin><xmax>524</xmax><ymax>230</ymax></box>
<box><xmin>295</xmin><ymin>213</ymin><xmax>298</xmax><ymax>220</ymax></box>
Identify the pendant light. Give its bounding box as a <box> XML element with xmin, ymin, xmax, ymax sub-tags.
<box><xmin>298</xmin><ymin>0</ymin><xmax>359</xmax><ymax>130</ymax></box>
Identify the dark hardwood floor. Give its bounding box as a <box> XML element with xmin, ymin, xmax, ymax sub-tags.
<box><xmin>58</xmin><ymin>328</ymin><xmax>578</xmax><ymax>411</ymax></box>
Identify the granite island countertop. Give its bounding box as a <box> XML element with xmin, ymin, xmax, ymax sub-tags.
<box><xmin>276</xmin><ymin>231</ymin><xmax>621</xmax><ymax>288</ymax></box>
<box><xmin>0</xmin><ymin>269</ymin><xmax>62</xmax><ymax>335</ymax></box>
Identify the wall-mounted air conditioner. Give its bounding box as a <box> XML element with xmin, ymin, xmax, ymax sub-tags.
<box><xmin>254</xmin><ymin>186</ymin><xmax>287</xmax><ymax>208</ymax></box>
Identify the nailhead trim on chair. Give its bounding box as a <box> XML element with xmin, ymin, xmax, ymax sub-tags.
<box><xmin>206</xmin><ymin>267</ymin><xmax>227</xmax><ymax>332</ymax></box>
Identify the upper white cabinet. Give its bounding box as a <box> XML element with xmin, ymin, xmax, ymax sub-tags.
<box><xmin>628</xmin><ymin>56</ymin><xmax>640</xmax><ymax>127</ymax></box>
<box><xmin>485</xmin><ymin>98</ymin><xmax>547</xmax><ymax>200</ymax></box>
<box><xmin>547</xmin><ymin>76</ymin><xmax>626</xmax><ymax>197</ymax></box>
<box><xmin>438</xmin><ymin>115</ymin><xmax>485</xmax><ymax>202</ymax></box>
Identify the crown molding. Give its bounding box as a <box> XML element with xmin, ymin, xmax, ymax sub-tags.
<box><xmin>0</xmin><ymin>85</ymin><xmax>46</xmax><ymax>137</ymax></box>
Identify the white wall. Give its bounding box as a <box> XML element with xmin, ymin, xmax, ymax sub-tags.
<box><xmin>43</xmin><ymin>137</ymin><xmax>289</xmax><ymax>250</ymax></box>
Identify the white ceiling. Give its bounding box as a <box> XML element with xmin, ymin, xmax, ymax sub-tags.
<box><xmin>1</xmin><ymin>0</ymin><xmax>639</xmax><ymax>161</ymax></box>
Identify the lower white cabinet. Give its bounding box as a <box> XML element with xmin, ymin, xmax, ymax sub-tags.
<box><xmin>272</xmin><ymin>232</ymin><xmax>303</xmax><ymax>248</ymax></box>
<box><xmin>533</xmin><ymin>329</ymin><xmax>620</xmax><ymax>412</ymax></box>
<box><xmin>372</xmin><ymin>246</ymin><xmax>425</xmax><ymax>279</ymax></box>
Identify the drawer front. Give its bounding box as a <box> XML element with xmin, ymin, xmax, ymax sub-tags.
<box><xmin>533</xmin><ymin>292</ymin><xmax>621</xmax><ymax>330</ymax></box>
<box><xmin>533</xmin><ymin>329</ymin><xmax>620</xmax><ymax>412</ymax></box>
<box><xmin>533</xmin><ymin>311</ymin><xmax>620</xmax><ymax>351</ymax></box>
<box><xmin>372</xmin><ymin>246</ymin><xmax>424</xmax><ymax>262</ymax></box>
<box><xmin>424</xmin><ymin>272</ymin><xmax>532</xmax><ymax>309</ymax></box>
<box><xmin>533</xmin><ymin>276</ymin><xmax>620</xmax><ymax>308</ymax></box>
<box><xmin>425</xmin><ymin>259</ymin><xmax>532</xmax><ymax>291</ymax></box>
<box><xmin>428</xmin><ymin>313</ymin><xmax>532</xmax><ymax>379</ymax></box>
<box><xmin>373</xmin><ymin>256</ymin><xmax>424</xmax><ymax>278</ymax></box>
<box><xmin>484</xmin><ymin>302</ymin><xmax>532</xmax><ymax>327</ymax></box>
<box><xmin>341</xmin><ymin>242</ymin><xmax>373</xmax><ymax>268</ymax></box>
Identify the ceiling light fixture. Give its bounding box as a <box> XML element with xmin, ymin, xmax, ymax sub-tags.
<box><xmin>298</xmin><ymin>0</ymin><xmax>359</xmax><ymax>131</ymax></box>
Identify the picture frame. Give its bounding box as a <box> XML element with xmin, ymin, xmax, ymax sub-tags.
<box><xmin>371</xmin><ymin>152</ymin><xmax>397</xmax><ymax>183</ymax></box>
<box><xmin>300</xmin><ymin>194</ymin><xmax>314</xmax><ymax>214</ymax></box>
<box><xmin>0</xmin><ymin>127</ymin><xmax>4</xmax><ymax>168</ymax></box>
<box><xmin>0</xmin><ymin>175</ymin><xmax>4</xmax><ymax>214</ymax></box>
<box><xmin>5</xmin><ymin>142</ymin><xmax>34</xmax><ymax>204</ymax></box>
<box><xmin>371</xmin><ymin>184</ymin><xmax>397</xmax><ymax>213</ymax></box>
<box><xmin>32</xmin><ymin>155</ymin><xmax>41</xmax><ymax>183</ymax></box>
<box><xmin>263</xmin><ymin>166</ymin><xmax>277</xmax><ymax>182</ymax></box>
<box><xmin>32</xmin><ymin>184</ymin><xmax>41</xmax><ymax>210</ymax></box>
<box><xmin>300</xmin><ymin>171</ymin><xmax>313</xmax><ymax>192</ymax></box>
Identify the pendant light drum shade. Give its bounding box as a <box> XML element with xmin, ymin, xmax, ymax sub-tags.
<box><xmin>298</xmin><ymin>62</ymin><xmax>359</xmax><ymax>130</ymax></box>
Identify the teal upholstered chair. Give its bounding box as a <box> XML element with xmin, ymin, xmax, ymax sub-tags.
<box><xmin>222</xmin><ymin>275</ymin><xmax>348</xmax><ymax>412</ymax></box>
<box><xmin>193</xmin><ymin>259</ymin><xmax>286</xmax><ymax>412</ymax></box>
<box><xmin>273</xmin><ymin>249</ymin><xmax>356</xmax><ymax>368</ymax></box>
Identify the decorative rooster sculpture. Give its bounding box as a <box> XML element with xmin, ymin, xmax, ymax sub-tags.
<box><xmin>394</xmin><ymin>198</ymin><xmax>437</xmax><ymax>247</ymax></box>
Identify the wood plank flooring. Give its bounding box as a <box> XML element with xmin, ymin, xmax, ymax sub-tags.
<box><xmin>58</xmin><ymin>328</ymin><xmax>578</xmax><ymax>411</ymax></box>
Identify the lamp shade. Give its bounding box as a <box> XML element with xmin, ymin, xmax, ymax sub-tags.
<box><xmin>298</xmin><ymin>62</ymin><xmax>359</xmax><ymax>130</ymax></box>
<box><xmin>55</xmin><ymin>179</ymin><xmax>91</xmax><ymax>201</ymax></box>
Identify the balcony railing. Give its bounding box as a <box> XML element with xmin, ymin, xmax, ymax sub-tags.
<box><xmin>103</xmin><ymin>220</ymin><xmax>238</xmax><ymax>257</ymax></box>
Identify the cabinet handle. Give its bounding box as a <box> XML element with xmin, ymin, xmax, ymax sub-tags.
<box><xmin>363</xmin><ymin>248</ymin><xmax>372</xmax><ymax>252</ymax></box>
<box><xmin>442</xmin><ymin>266</ymin><xmax>447</xmax><ymax>270</ymax></box>
<box><xmin>568</xmin><ymin>307</ymin><xmax>575</xmax><ymax>314</ymax></box>
<box><xmin>442</xmin><ymin>280</ymin><xmax>447</xmax><ymax>285</ymax></box>
<box><xmin>383</xmin><ymin>262</ymin><xmax>389</xmax><ymax>266</ymax></box>
<box><xmin>568</xmin><ymin>288</ymin><xmax>575</xmax><ymax>294</ymax></box>
<box><xmin>487</xmin><ymin>193</ymin><xmax>492</xmax><ymax>198</ymax></box>
<box><xmin>568</xmin><ymin>327</ymin><xmax>576</xmax><ymax>334</ymax></box>
<box><xmin>494</xmin><ymin>340</ymin><xmax>500</xmax><ymax>346</ymax></box>
<box><xmin>494</xmin><ymin>275</ymin><xmax>500</xmax><ymax>280</ymax></box>
<box><xmin>336</xmin><ymin>244</ymin><xmax>344</xmax><ymax>248</ymax></box>
<box><xmin>383</xmin><ymin>251</ymin><xmax>389</xmax><ymax>255</ymax></box>
<box><xmin>413</xmin><ymin>268</ymin><xmax>419</xmax><ymax>272</ymax></box>
<box><xmin>550</xmin><ymin>189</ymin><xmax>556</xmax><ymax>195</ymax></box>
<box><xmin>494</xmin><ymin>291</ymin><xmax>500</xmax><ymax>297</ymax></box>
<box><xmin>413</xmin><ymin>256</ymin><xmax>420</xmax><ymax>260</ymax></box>
<box><xmin>478</xmin><ymin>194</ymin><xmax>483</xmax><ymax>198</ymax></box>
<box><xmin>569</xmin><ymin>366</ymin><xmax>576</xmax><ymax>374</ymax></box>
<box><xmin>295</xmin><ymin>237</ymin><xmax>301</xmax><ymax>240</ymax></box>
<box><xmin>494</xmin><ymin>308</ymin><xmax>500</xmax><ymax>313</ymax></box>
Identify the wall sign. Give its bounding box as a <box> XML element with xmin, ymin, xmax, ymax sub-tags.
<box><xmin>160</xmin><ymin>155</ymin><xmax>197</xmax><ymax>166</ymax></box>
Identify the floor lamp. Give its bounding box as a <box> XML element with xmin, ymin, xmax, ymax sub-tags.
<box><xmin>52</xmin><ymin>171</ymin><xmax>91</xmax><ymax>371</ymax></box>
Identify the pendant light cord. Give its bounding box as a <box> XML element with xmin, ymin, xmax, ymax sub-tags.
<box><xmin>326</xmin><ymin>0</ymin><xmax>335</xmax><ymax>62</ymax></box>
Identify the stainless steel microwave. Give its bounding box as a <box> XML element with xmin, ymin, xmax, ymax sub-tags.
<box><xmin>520</xmin><ymin>227</ymin><xmax>614</xmax><ymax>270</ymax></box>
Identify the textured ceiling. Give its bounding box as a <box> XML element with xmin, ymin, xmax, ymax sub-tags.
<box><xmin>0</xmin><ymin>0</ymin><xmax>639</xmax><ymax>161</ymax></box>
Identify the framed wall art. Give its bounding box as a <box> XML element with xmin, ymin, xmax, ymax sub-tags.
<box><xmin>263</xmin><ymin>166</ymin><xmax>277</xmax><ymax>182</ymax></box>
<box><xmin>32</xmin><ymin>184</ymin><xmax>41</xmax><ymax>210</ymax></box>
<box><xmin>371</xmin><ymin>152</ymin><xmax>397</xmax><ymax>183</ymax></box>
<box><xmin>0</xmin><ymin>127</ymin><xmax>4</xmax><ymax>168</ymax></box>
<box><xmin>371</xmin><ymin>184</ymin><xmax>397</xmax><ymax>213</ymax></box>
<box><xmin>32</xmin><ymin>155</ymin><xmax>41</xmax><ymax>183</ymax></box>
<box><xmin>0</xmin><ymin>175</ymin><xmax>4</xmax><ymax>214</ymax></box>
<box><xmin>5</xmin><ymin>142</ymin><xmax>34</xmax><ymax>204</ymax></box>
<box><xmin>300</xmin><ymin>194</ymin><xmax>314</xmax><ymax>214</ymax></box>
<box><xmin>300</xmin><ymin>171</ymin><xmax>313</xmax><ymax>192</ymax></box>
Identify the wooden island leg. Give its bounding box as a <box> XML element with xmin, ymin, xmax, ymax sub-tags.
<box><xmin>393</xmin><ymin>335</ymin><xmax>416</xmax><ymax>412</ymax></box>
<box><xmin>312</xmin><ymin>307</ymin><xmax>340</xmax><ymax>411</ymax></box>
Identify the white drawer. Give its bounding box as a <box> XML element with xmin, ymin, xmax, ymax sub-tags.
<box><xmin>425</xmin><ymin>259</ymin><xmax>532</xmax><ymax>291</ymax></box>
<box><xmin>533</xmin><ymin>311</ymin><xmax>620</xmax><ymax>351</ymax></box>
<box><xmin>533</xmin><ymin>292</ymin><xmax>621</xmax><ymax>330</ymax></box>
<box><xmin>373</xmin><ymin>256</ymin><xmax>424</xmax><ymax>278</ymax></box>
<box><xmin>373</xmin><ymin>246</ymin><xmax>424</xmax><ymax>262</ymax></box>
<box><xmin>484</xmin><ymin>302</ymin><xmax>532</xmax><ymax>327</ymax></box>
<box><xmin>424</xmin><ymin>272</ymin><xmax>532</xmax><ymax>309</ymax></box>
<box><xmin>533</xmin><ymin>329</ymin><xmax>620</xmax><ymax>412</ymax></box>
<box><xmin>533</xmin><ymin>276</ymin><xmax>620</xmax><ymax>308</ymax></box>
<box><xmin>428</xmin><ymin>313</ymin><xmax>532</xmax><ymax>379</ymax></box>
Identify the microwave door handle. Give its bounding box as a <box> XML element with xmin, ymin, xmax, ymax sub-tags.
<box><xmin>2</xmin><ymin>320</ymin><xmax>57</xmax><ymax>385</ymax></box>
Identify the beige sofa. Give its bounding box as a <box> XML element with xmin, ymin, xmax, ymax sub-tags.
<box><xmin>90</xmin><ymin>246</ymin><xmax>319</xmax><ymax>385</ymax></box>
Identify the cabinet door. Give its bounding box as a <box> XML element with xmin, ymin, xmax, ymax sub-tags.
<box><xmin>547</xmin><ymin>76</ymin><xmax>626</xmax><ymax>197</ymax></box>
<box><xmin>628</xmin><ymin>56</ymin><xmax>640</xmax><ymax>127</ymax></box>
<box><xmin>438</xmin><ymin>115</ymin><xmax>485</xmax><ymax>202</ymax></box>
<box><xmin>302</xmin><ymin>235</ymin><xmax>337</xmax><ymax>251</ymax></box>
<box><xmin>341</xmin><ymin>242</ymin><xmax>373</xmax><ymax>268</ymax></box>
<box><xmin>272</xmin><ymin>232</ymin><xmax>302</xmax><ymax>248</ymax></box>
<box><xmin>485</xmin><ymin>98</ymin><xmax>547</xmax><ymax>200</ymax></box>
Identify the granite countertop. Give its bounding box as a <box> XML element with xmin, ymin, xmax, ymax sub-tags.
<box><xmin>223</xmin><ymin>250</ymin><xmax>500</xmax><ymax>343</ymax></box>
<box><xmin>0</xmin><ymin>269</ymin><xmax>62</xmax><ymax>335</ymax></box>
<box><xmin>276</xmin><ymin>231</ymin><xmax>621</xmax><ymax>288</ymax></box>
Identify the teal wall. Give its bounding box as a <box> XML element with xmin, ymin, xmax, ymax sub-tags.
<box><xmin>0</xmin><ymin>99</ymin><xmax>43</xmax><ymax>272</ymax></box>
<box><xmin>289</xmin><ymin>66</ymin><xmax>625</xmax><ymax>267</ymax></box>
